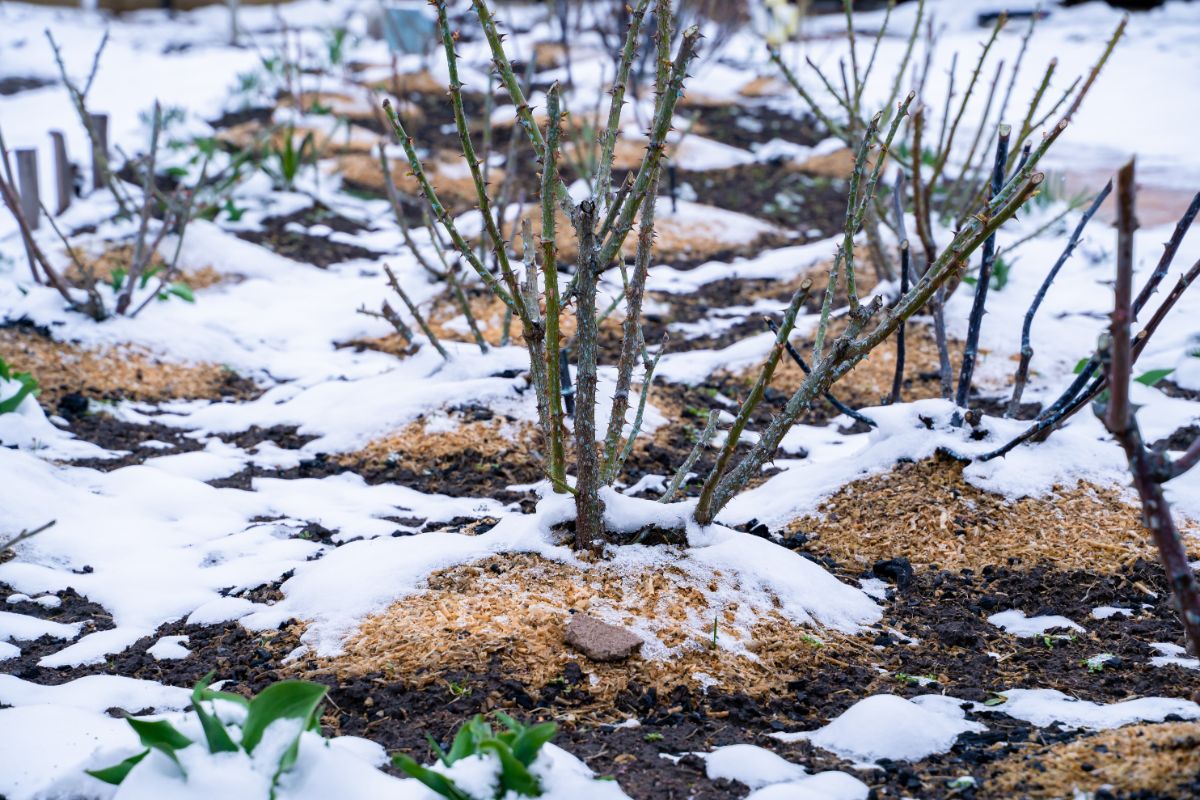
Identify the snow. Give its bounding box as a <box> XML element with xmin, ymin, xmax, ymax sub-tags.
<box><xmin>1</xmin><ymin>0</ymin><xmax>1199</xmax><ymax>795</ymax></box>
<box><xmin>987</xmin><ymin>610</ymin><xmax>1086</xmax><ymax>638</ymax></box>
<box><xmin>772</xmin><ymin>694</ymin><xmax>985</xmax><ymax>763</ymax></box>
<box><xmin>246</xmin><ymin>490</ymin><xmax>881</xmax><ymax>658</ymax></box>
<box><xmin>700</xmin><ymin>744</ymin><xmax>807</xmax><ymax>789</ymax></box>
<box><xmin>0</xmin><ymin>610</ymin><xmax>81</xmax><ymax>643</ymax></box>
<box><xmin>744</xmin><ymin>772</ymin><xmax>869</xmax><ymax>800</ymax></box>
<box><xmin>0</xmin><ymin>705</ymin><xmax>136</xmax><ymax>800</ymax></box>
<box><xmin>0</xmin><ymin>674</ymin><xmax>190</xmax><ymax>714</ymax></box>
<box><xmin>1091</xmin><ymin>606</ymin><xmax>1133</xmax><ymax>620</ymax></box>
<box><xmin>1149</xmin><ymin>642</ymin><xmax>1200</xmax><ymax>671</ymax></box>
<box><xmin>988</xmin><ymin>689</ymin><xmax>1200</xmax><ymax>729</ymax></box>
<box><xmin>147</xmin><ymin>635</ymin><xmax>191</xmax><ymax>660</ymax></box>
<box><xmin>693</xmin><ymin>745</ymin><xmax>867</xmax><ymax>799</ymax></box>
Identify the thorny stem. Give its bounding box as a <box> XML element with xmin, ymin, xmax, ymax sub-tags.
<box><xmin>769</xmin><ymin>318</ymin><xmax>877</xmax><ymax>427</ymax></box>
<box><xmin>694</xmin><ymin>281</ymin><xmax>812</xmax><ymax>524</ymax></box>
<box><xmin>889</xmin><ymin>170</ymin><xmax>910</xmax><ymax>405</ymax></box>
<box><xmin>985</xmin><ymin>187</ymin><xmax>1200</xmax><ymax>457</ymax></box>
<box><xmin>929</xmin><ymin>14</ymin><xmax>1006</xmax><ymax>191</ymax></box>
<box><xmin>660</xmin><ymin>411</ymin><xmax>719</xmax><ymax>504</ymax></box>
<box><xmin>814</xmin><ymin>94</ymin><xmax>914</xmax><ymax>359</ymax></box>
<box><xmin>433</xmin><ymin>0</ymin><xmax>529</xmax><ymax>321</ymax></box>
<box><xmin>698</xmin><ymin>173</ymin><xmax>1047</xmax><ymax>523</ymax></box>
<box><xmin>593</xmin><ymin>0</ymin><xmax>652</xmax><ymax>208</ymax></box>
<box><xmin>955</xmin><ymin>124</ymin><xmax>1010</xmax><ymax>409</ymax></box>
<box><xmin>1007</xmin><ymin>181</ymin><xmax>1111</xmax><ymax>416</ymax></box>
<box><xmin>379</xmin><ymin>146</ymin><xmax>445</xmax><ymax>280</ymax></box>
<box><xmin>469</xmin><ymin>0</ymin><xmax>574</xmax><ymax>217</ymax></box>
<box><xmin>600</xmin><ymin>0</ymin><xmax>672</xmax><ymax>483</ymax></box>
<box><xmin>768</xmin><ymin>47</ymin><xmax>849</xmax><ymax>144</ymax></box>
<box><xmin>572</xmin><ymin>201</ymin><xmax>603</xmax><ymax>551</ymax></box>
<box><xmin>1096</xmin><ymin>158</ymin><xmax>1200</xmax><ymax>656</ymax></box>
<box><xmin>382</xmin><ymin>98</ymin><xmax>516</xmax><ymax>310</ymax></box>
<box><xmin>542</xmin><ymin>85</ymin><xmax>569</xmax><ymax>493</ymax></box>
<box><xmin>595</xmin><ymin>25</ymin><xmax>701</xmax><ymax>270</ymax></box>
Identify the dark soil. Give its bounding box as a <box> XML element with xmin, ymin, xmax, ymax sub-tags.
<box><xmin>677</xmin><ymin>163</ymin><xmax>848</xmax><ymax>234</ymax></box>
<box><xmin>8</xmin><ymin>552</ymin><xmax>1198</xmax><ymax>799</ymax></box>
<box><xmin>61</xmin><ymin>414</ymin><xmax>206</xmax><ymax>470</ymax></box>
<box><xmin>690</xmin><ymin>103</ymin><xmax>824</xmax><ymax>152</ymax></box>
<box><xmin>236</xmin><ymin>202</ymin><xmax>383</xmax><ymax>267</ymax></box>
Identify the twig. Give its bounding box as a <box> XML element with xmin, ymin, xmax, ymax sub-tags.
<box><xmin>768</xmin><ymin>317</ymin><xmax>877</xmax><ymax>427</ymax></box>
<box><xmin>955</xmin><ymin>124</ymin><xmax>1011</xmax><ymax>408</ymax></box>
<box><xmin>382</xmin><ymin>263</ymin><xmax>449</xmax><ymax>360</ymax></box>
<box><xmin>0</xmin><ymin>520</ymin><xmax>55</xmax><ymax>553</ymax></box>
<box><xmin>695</xmin><ymin>281</ymin><xmax>812</xmax><ymax>524</ymax></box>
<box><xmin>889</xmin><ymin>170</ymin><xmax>910</xmax><ymax>405</ymax></box>
<box><xmin>1007</xmin><ymin>181</ymin><xmax>1111</xmax><ymax>415</ymax></box>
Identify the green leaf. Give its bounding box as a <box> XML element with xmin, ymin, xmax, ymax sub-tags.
<box><xmin>480</xmin><ymin>739</ymin><xmax>542</xmax><ymax>797</ymax></box>
<box><xmin>197</xmin><ymin>686</ymin><xmax>251</xmax><ymax>709</ymax></box>
<box><xmin>139</xmin><ymin>264</ymin><xmax>163</xmax><ymax>289</ymax></box>
<box><xmin>0</xmin><ymin>358</ymin><xmax>11</xmax><ymax>380</ymax></box>
<box><xmin>0</xmin><ymin>369</ymin><xmax>38</xmax><ymax>414</ymax></box>
<box><xmin>392</xmin><ymin>753</ymin><xmax>472</xmax><ymax>800</ymax></box>
<box><xmin>240</xmin><ymin>680</ymin><xmax>327</xmax><ymax>754</ymax></box>
<box><xmin>109</xmin><ymin>267</ymin><xmax>128</xmax><ymax>292</ymax></box>
<box><xmin>127</xmin><ymin>717</ymin><xmax>193</xmax><ymax>775</ymax></box>
<box><xmin>191</xmin><ymin>672</ymin><xmax>239</xmax><ymax>753</ymax></box>
<box><xmin>86</xmin><ymin>748</ymin><xmax>150</xmax><ymax>785</ymax></box>
<box><xmin>425</xmin><ymin>733</ymin><xmax>450</xmax><ymax>766</ymax></box>
<box><xmin>1073</xmin><ymin>358</ymin><xmax>1091</xmax><ymax>374</ymax></box>
<box><xmin>511</xmin><ymin>722</ymin><xmax>557</xmax><ymax>767</ymax></box>
<box><xmin>1135</xmin><ymin>368</ymin><xmax>1174</xmax><ymax>387</ymax></box>
<box><xmin>162</xmin><ymin>282</ymin><xmax>196</xmax><ymax>303</ymax></box>
<box><xmin>444</xmin><ymin>715</ymin><xmax>489</xmax><ymax>764</ymax></box>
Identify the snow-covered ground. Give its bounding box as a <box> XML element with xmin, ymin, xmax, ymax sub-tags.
<box><xmin>2</xmin><ymin>0</ymin><xmax>1200</xmax><ymax>797</ymax></box>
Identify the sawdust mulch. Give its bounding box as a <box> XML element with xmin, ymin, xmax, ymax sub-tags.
<box><xmin>65</xmin><ymin>244</ymin><xmax>228</xmax><ymax>292</ymax></box>
<box><xmin>314</xmin><ymin>552</ymin><xmax>874</xmax><ymax>713</ymax></box>
<box><xmin>985</xmin><ymin>720</ymin><xmax>1200</xmax><ymax>799</ymax></box>
<box><xmin>334</xmin><ymin>417</ymin><xmax>539</xmax><ymax>475</ymax></box>
<box><xmin>0</xmin><ymin>326</ymin><xmax>251</xmax><ymax>407</ymax></box>
<box><xmin>789</xmin><ymin>454</ymin><xmax>1170</xmax><ymax>573</ymax></box>
<box><xmin>336</xmin><ymin>150</ymin><xmax>504</xmax><ymax>205</ymax></box>
<box><xmin>502</xmin><ymin>203</ymin><xmax>785</xmax><ymax>267</ymax></box>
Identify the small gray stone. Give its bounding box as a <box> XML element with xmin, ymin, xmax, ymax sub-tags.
<box><xmin>564</xmin><ymin>613</ymin><xmax>643</xmax><ymax>662</ymax></box>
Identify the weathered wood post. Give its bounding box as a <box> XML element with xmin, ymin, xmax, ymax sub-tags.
<box><xmin>50</xmin><ymin>131</ymin><xmax>72</xmax><ymax>214</ymax></box>
<box><xmin>88</xmin><ymin>112</ymin><xmax>109</xmax><ymax>191</ymax></box>
<box><xmin>15</xmin><ymin>148</ymin><xmax>39</xmax><ymax>230</ymax></box>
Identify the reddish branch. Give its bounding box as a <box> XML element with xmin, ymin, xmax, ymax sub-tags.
<box><xmin>1098</xmin><ymin>159</ymin><xmax>1200</xmax><ymax>655</ymax></box>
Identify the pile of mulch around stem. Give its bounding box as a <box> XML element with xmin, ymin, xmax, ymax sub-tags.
<box><xmin>0</xmin><ymin>321</ymin><xmax>255</xmax><ymax>407</ymax></box>
<box><xmin>425</xmin><ymin>289</ymin><xmax>626</xmax><ymax>351</ymax></box>
<box><xmin>329</xmin><ymin>414</ymin><xmax>544</xmax><ymax>500</ymax></box>
<box><xmin>305</xmin><ymin>552</ymin><xmax>875</xmax><ymax>712</ymax></box>
<box><xmin>501</xmin><ymin>204</ymin><xmax>791</xmax><ymax>269</ymax></box>
<box><xmin>985</xmin><ymin>720</ymin><xmax>1200</xmax><ymax>798</ymax></box>
<box><xmin>789</xmin><ymin>452</ymin><xmax>1172</xmax><ymax>573</ymax></box>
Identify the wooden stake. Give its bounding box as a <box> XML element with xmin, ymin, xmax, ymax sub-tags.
<box><xmin>50</xmin><ymin>131</ymin><xmax>72</xmax><ymax>214</ymax></box>
<box><xmin>15</xmin><ymin>148</ymin><xmax>39</xmax><ymax>231</ymax></box>
<box><xmin>89</xmin><ymin>112</ymin><xmax>109</xmax><ymax>191</ymax></box>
